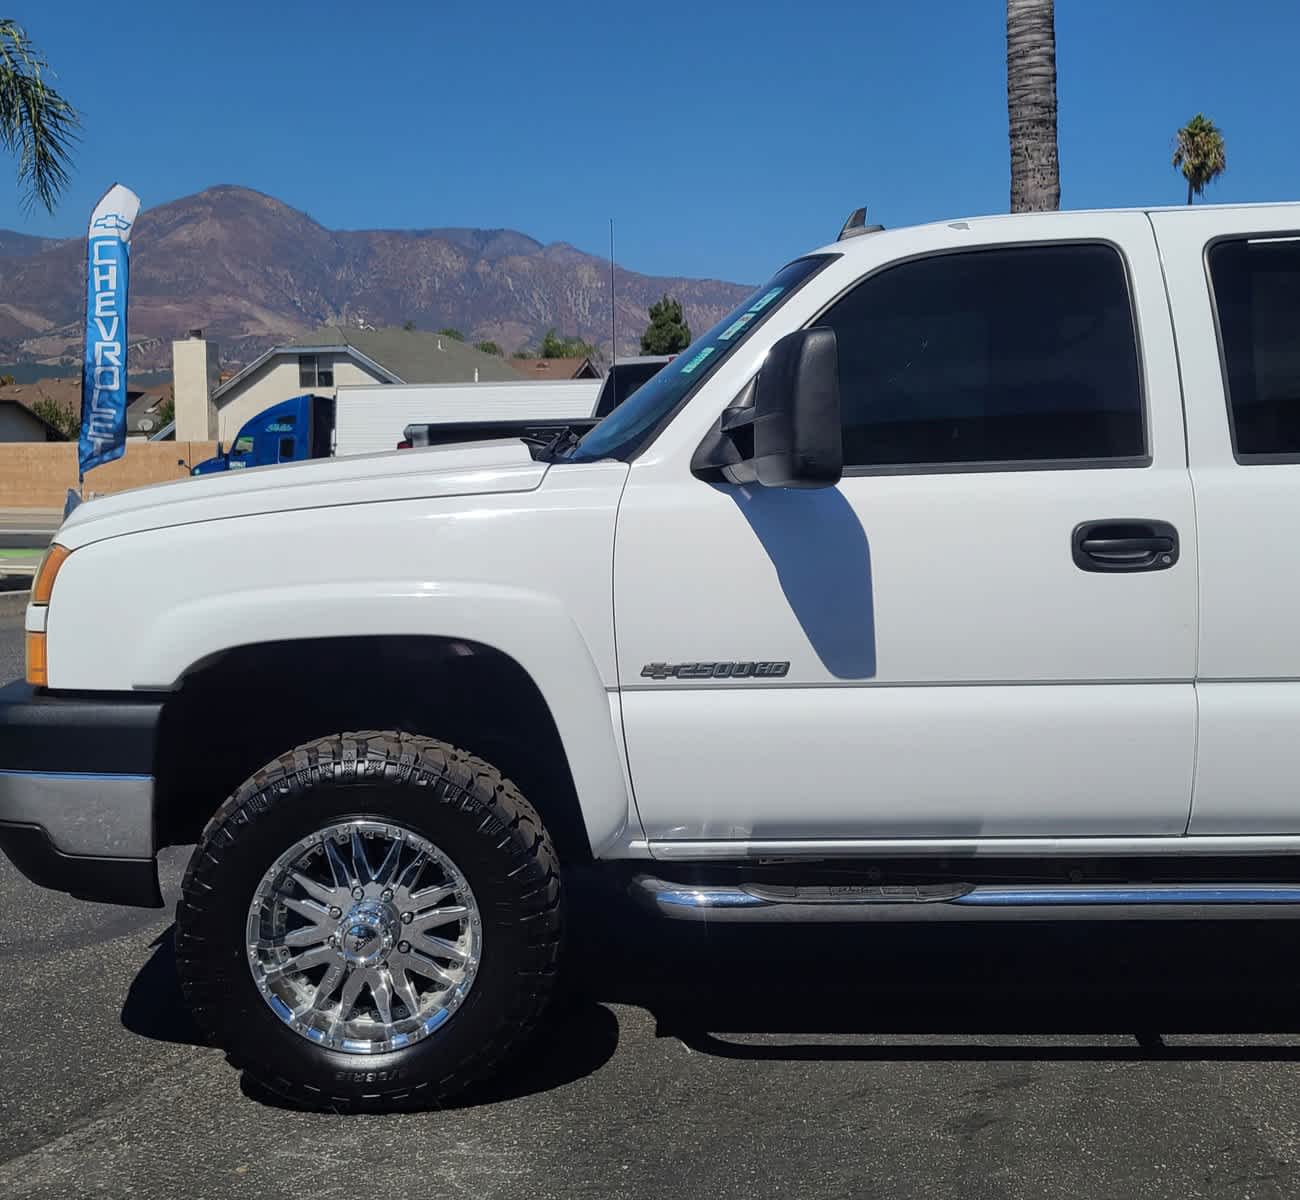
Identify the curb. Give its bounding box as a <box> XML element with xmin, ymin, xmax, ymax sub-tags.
<box><xmin>0</xmin><ymin>589</ymin><xmax>31</xmax><ymax>617</ymax></box>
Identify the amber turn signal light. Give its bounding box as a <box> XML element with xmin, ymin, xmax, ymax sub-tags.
<box><xmin>31</xmin><ymin>544</ymin><xmax>71</xmax><ymax>605</ymax></box>
<box><xmin>25</xmin><ymin>631</ymin><xmax>47</xmax><ymax>687</ymax></box>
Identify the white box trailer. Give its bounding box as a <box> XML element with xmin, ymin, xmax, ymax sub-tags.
<box><xmin>333</xmin><ymin>380</ymin><xmax>602</xmax><ymax>457</ymax></box>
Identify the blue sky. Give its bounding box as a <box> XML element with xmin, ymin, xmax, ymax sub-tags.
<box><xmin>4</xmin><ymin>1</ymin><xmax>1297</xmax><ymax>283</ymax></box>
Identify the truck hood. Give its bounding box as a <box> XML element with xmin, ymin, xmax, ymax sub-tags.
<box><xmin>58</xmin><ymin>440</ymin><xmax>548</xmax><ymax>547</ymax></box>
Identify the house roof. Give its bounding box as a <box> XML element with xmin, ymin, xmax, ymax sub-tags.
<box><xmin>125</xmin><ymin>388</ymin><xmax>170</xmax><ymax>435</ymax></box>
<box><xmin>0</xmin><ymin>397</ymin><xmax>64</xmax><ymax>440</ymax></box>
<box><xmin>0</xmin><ymin>377</ymin><xmax>80</xmax><ymax>415</ymax></box>
<box><xmin>294</xmin><ymin>327</ymin><xmax>522</xmax><ymax>384</ymax></box>
<box><xmin>0</xmin><ymin>377</ymin><xmax>168</xmax><ymax>437</ymax></box>
<box><xmin>0</xmin><ymin>379</ymin><xmax>77</xmax><ymax>441</ymax></box>
<box><xmin>510</xmin><ymin>357</ymin><xmax>602</xmax><ymax>381</ymax></box>
<box><xmin>213</xmin><ymin>325</ymin><xmax>522</xmax><ymax>404</ymax></box>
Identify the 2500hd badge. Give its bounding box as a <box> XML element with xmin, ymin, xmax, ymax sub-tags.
<box><xmin>639</xmin><ymin>661</ymin><xmax>790</xmax><ymax>680</ymax></box>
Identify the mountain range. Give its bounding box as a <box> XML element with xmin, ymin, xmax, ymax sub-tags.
<box><xmin>0</xmin><ymin>186</ymin><xmax>752</xmax><ymax>372</ymax></box>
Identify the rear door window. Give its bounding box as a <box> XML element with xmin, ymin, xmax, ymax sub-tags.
<box><xmin>1208</xmin><ymin>235</ymin><xmax>1300</xmax><ymax>460</ymax></box>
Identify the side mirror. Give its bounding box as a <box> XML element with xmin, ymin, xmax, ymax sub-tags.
<box><xmin>691</xmin><ymin>327</ymin><xmax>843</xmax><ymax>488</ymax></box>
<box><xmin>751</xmin><ymin>327</ymin><xmax>842</xmax><ymax>488</ymax></box>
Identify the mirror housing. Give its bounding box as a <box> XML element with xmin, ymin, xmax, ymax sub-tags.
<box><xmin>690</xmin><ymin>327</ymin><xmax>843</xmax><ymax>488</ymax></box>
<box><xmin>750</xmin><ymin>327</ymin><xmax>842</xmax><ymax>488</ymax></box>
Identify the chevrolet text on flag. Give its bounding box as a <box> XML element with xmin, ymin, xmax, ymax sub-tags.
<box><xmin>79</xmin><ymin>183</ymin><xmax>141</xmax><ymax>477</ymax></box>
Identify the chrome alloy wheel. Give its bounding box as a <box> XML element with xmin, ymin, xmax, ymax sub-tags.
<box><xmin>246</xmin><ymin>819</ymin><xmax>482</xmax><ymax>1054</ymax></box>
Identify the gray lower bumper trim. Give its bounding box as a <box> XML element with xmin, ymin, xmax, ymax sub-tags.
<box><xmin>0</xmin><ymin>770</ymin><xmax>154</xmax><ymax>858</ymax></box>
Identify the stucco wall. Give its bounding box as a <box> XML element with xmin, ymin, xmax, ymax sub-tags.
<box><xmin>0</xmin><ymin>442</ymin><xmax>218</xmax><ymax>508</ymax></box>
<box><xmin>173</xmin><ymin>337</ymin><xmax>221</xmax><ymax>441</ymax></box>
<box><xmin>216</xmin><ymin>353</ymin><xmax>385</xmax><ymax>440</ymax></box>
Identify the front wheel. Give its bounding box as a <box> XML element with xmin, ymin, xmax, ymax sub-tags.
<box><xmin>176</xmin><ymin>731</ymin><xmax>562</xmax><ymax>1111</ymax></box>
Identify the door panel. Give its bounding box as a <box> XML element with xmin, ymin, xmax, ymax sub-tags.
<box><xmin>1192</xmin><ymin>684</ymin><xmax>1300</xmax><ymax>834</ymax></box>
<box><xmin>1151</xmin><ymin>206</ymin><xmax>1300</xmax><ymax>834</ymax></box>
<box><xmin>615</xmin><ymin>216</ymin><xmax>1198</xmax><ymax>845</ymax></box>
<box><xmin>616</xmin><ymin>467</ymin><xmax>1197</xmax><ymax>841</ymax></box>
<box><xmin>617</xmin><ymin>468</ymin><xmax>1196</xmax><ymax>685</ymax></box>
<box><xmin>624</xmin><ymin>684</ymin><xmax>1194</xmax><ymax>841</ymax></box>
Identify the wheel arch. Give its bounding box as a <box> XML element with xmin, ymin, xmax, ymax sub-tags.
<box><xmin>154</xmin><ymin>633</ymin><xmax>634</xmax><ymax>866</ymax></box>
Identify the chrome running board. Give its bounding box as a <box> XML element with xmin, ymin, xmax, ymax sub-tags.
<box><xmin>630</xmin><ymin>877</ymin><xmax>1300</xmax><ymax>922</ymax></box>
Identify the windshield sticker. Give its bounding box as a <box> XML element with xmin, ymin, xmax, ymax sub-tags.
<box><xmin>718</xmin><ymin>313</ymin><xmax>756</xmax><ymax>342</ymax></box>
<box><xmin>748</xmin><ymin>287</ymin><xmax>784</xmax><ymax>314</ymax></box>
<box><xmin>680</xmin><ymin>346</ymin><xmax>717</xmax><ymax>375</ymax></box>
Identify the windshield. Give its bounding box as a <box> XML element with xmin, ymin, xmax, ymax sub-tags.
<box><xmin>567</xmin><ymin>255</ymin><xmax>836</xmax><ymax>462</ymax></box>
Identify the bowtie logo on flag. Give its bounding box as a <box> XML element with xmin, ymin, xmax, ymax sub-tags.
<box><xmin>79</xmin><ymin>183</ymin><xmax>141</xmax><ymax>479</ymax></box>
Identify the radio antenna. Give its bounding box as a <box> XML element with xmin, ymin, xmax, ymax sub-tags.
<box><xmin>609</xmin><ymin>218</ymin><xmax>617</xmax><ymax>375</ymax></box>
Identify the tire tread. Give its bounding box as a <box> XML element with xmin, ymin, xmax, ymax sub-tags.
<box><xmin>175</xmin><ymin>730</ymin><xmax>562</xmax><ymax>1112</ymax></box>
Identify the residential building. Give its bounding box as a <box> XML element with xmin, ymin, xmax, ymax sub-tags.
<box><xmin>0</xmin><ymin>397</ymin><xmax>62</xmax><ymax>443</ymax></box>
<box><xmin>0</xmin><ymin>377</ymin><xmax>171</xmax><ymax>441</ymax></box>
<box><xmin>174</xmin><ymin>326</ymin><xmax>523</xmax><ymax>442</ymax></box>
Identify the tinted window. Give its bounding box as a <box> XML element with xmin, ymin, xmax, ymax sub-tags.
<box><xmin>298</xmin><ymin>354</ymin><xmax>318</xmax><ymax>388</ymax></box>
<box><xmin>820</xmin><ymin>243</ymin><xmax>1145</xmax><ymax>469</ymax></box>
<box><xmin>1208</xmin><ymin>236</ymin><xmax>1300</xmax><ymax>459</ymax></box>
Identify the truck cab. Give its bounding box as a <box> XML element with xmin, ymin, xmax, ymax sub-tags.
<box><xmin>6</xmin><ymin>202</ymin><xmax>1300</xmax><ymax>1110</ymax></box>
<box><xmin>191</xmin><ymin>394</ymin><xmax>334</xmax><ymax>474</ymax></box>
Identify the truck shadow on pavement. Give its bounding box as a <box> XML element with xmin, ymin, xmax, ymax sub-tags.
<box><xmin>585</xmin><ymin>912</ymin><xmax>1300</xmax><ymax>1065</ymax></box>
<box><xmin>122</xmin><ymin>877</ymin><xmax>1300</xmax><ymax>1110</ymax></box>
<box><xmin>120</xmin><ymin>927</ymin><xmax>623</xmax><ymax>1110</ymax></box>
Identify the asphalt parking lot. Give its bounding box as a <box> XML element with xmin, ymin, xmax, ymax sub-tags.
<box><xmin>6</xmin><ymin>611</ymin><xmax>1300</xmax><ymax>1199</ymax></box>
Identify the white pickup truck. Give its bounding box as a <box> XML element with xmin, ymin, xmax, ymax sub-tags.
<box><xmin>4</xmin><ymin>202</ymin><xmax>1300</xmax><ymax>1109</ymax></box>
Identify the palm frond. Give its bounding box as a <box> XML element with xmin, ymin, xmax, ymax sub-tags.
<box><xmin>0</xmin><ymin>19</ymin><xmax>80</xmax><ymax>213</ymax></box>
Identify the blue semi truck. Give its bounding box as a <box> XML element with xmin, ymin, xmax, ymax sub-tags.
<box><xmin>191</xmin><ymin>394</ymin><xmax>334</xmax><ymax>475</ymax></box>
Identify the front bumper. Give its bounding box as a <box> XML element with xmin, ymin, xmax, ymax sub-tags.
<box><xmin>0</xmin><ymin>680</ymin><xmax>164</xmax><ymax>907</ymax></box>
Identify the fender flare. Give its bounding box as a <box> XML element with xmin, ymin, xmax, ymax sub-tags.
<box><xmin>142</xmin><ymin>581</ymin><xmax>636</xmax><ymax>855</ymax></box>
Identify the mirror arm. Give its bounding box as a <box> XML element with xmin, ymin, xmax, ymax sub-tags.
<box><xmin>691</xmin><ymin>378</ymin><xmax>758</xmax><ymax>482</ymax></box>
<box><xmin>690</xmin><ymin>424</ymin><xmax>750</xmax><ymax>482</ymax></box>
<box><xmin>719</xmin><ymin>403</ymin><xmax>755</xmax><ymax>433</ymax></box>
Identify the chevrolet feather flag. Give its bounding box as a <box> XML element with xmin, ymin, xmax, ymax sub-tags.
<box><xmin>79</xmin><ymin>183</ymin><xmax>141</xmax><ymax>476</ymax></box>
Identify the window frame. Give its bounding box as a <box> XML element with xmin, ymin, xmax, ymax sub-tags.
<box><xmin>1205</xmin><ymin>230</ymin><xmax>1300</xmax><ymax>466</ymax></box>
<box><xmin>805</xmin><ymin>238</ymin><xmax>1153</xmax><ymax>477</ymax></box>
<box><xmin>298</xmin><ymin>354</ymin><xmax>318</xmax><ymax>388</ymax></box>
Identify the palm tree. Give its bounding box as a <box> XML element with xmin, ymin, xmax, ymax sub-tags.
<box><xmin>1172</xmin><ymin>114</ymin><xmax>1226</xmax><ymax>205</ymax></box>
<box><xmin>0</xmin><ymin>19</ymin><xmax>79</xmax><ymax>212</ymax></box>
<box><xmin>1006</xmin><ymin>0</ymin><xmax>1060</xmax><ymax>212</ymax></box>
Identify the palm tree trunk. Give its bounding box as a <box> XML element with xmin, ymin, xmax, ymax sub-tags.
<box><xmin>1187</xmin><ymin>178</ymin><xmax>1194</xmax><ymax>205</ymax></box>
<box><xmin>1007</xmin><ymin>0</ymin><xmax>1060</xmax><ymax>213</ymax></box>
